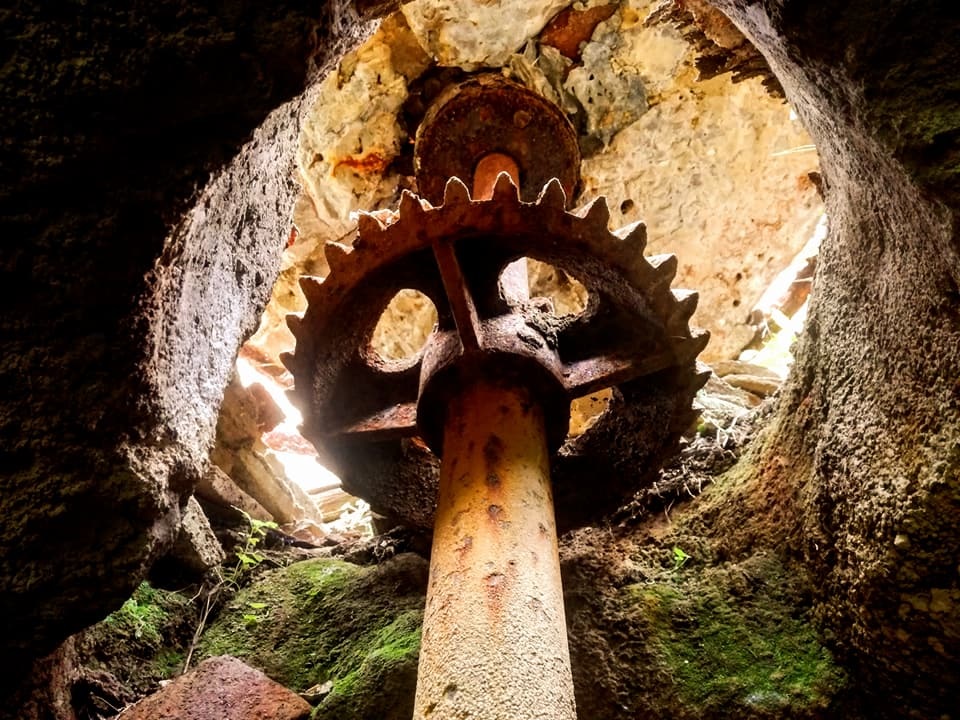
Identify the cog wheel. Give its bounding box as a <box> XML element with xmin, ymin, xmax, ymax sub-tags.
<box><xmin>283</xmin><ymin>173</ymin><xmax>709</xmax><ymax>532</ymax></box>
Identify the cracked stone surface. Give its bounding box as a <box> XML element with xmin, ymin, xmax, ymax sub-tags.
<box><xmin>401</xmin><ymin>0</ymin><xmax>570</xmax><ymax>69</ymax></box>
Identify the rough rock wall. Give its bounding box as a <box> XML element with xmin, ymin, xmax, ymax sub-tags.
<box><xmin>708</xmin><ymin>1</ymin><xmax>960</xmax><ymax>716</ymax></box>
<box><xmin>0</xmin><ymin>0</ymin><xmax>370</xmax><ymax>659</ymax></box>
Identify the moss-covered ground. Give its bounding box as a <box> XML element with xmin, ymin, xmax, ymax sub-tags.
<box><xmin>78</xmin><ymin>436</ymin><xmax>858</xmax><ymax>719</ymax></box>
<box><xmin>197</xmin><ymin>552</ymin><xmax>428</xmax><ymax>720</ymax></box>
<box><xmin>77</xmin><ymin>581</ymin><xmax>199</xmax><ymax>698</ymax></box>
<box><xmin>628</xmin><ymin>552</ymin><xmax>846</xmax><ymax>717</ymax></box>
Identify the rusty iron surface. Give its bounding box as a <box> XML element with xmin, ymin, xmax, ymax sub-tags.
<box><xmin>283</xmin><ymin>173</ymin><xmax>709</xmax><ymax>531</ymax></box>
<box><xmin>415</xmin><ymin>379</ymin><xmax>576</xmax><ymax>719</ymax></box>
<box><xmin>414</xmin><ymin>74</ymin><xmax>581</xmax><ymax>206</ymax></box>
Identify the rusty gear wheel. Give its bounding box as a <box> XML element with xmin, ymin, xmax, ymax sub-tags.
<box><xmin>283</xmin><ymin>174</ymin><xmax>709</xmax><ymax>532</ymax></box>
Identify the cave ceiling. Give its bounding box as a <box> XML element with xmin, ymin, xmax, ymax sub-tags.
<box><xmin>243</xmin><ymin>0</ymin><xmax>823</xmax><ymax>389</ymax></box>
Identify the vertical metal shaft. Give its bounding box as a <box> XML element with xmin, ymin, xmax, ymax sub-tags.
<box><xmin>413</xmin><ymin>379</ymin><xmax>577</xmax><ymax>720</ymax></box>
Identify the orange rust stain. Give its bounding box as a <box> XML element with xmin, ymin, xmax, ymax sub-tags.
<box><xmin>455</xmin><ymin>535</ymin><xmax>473</xmax><ymax>563</ymax></box>
<box><xmin>540</xmin><ymin>3</ymin><xmax>619</xmax><ymax>60</ymax></box>
<box><xmin>483</xmin><ymin>435</ymin><xmax>505</xmax><ymax>466</ymax></box>
<box><xmin>333</xmin><ymin>152</ymin><xmax>390</xmax><ymax>175</ymax></box>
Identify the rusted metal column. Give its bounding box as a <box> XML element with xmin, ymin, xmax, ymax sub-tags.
<box><xmin>414</xmin><ymin>378</ymin><xmax>576</xmax><ymax>720</ymax></box>
<box><xmin>285</xmin><ymin>75</ymin><xmax>710</xmax><ymax>720</ymax></box>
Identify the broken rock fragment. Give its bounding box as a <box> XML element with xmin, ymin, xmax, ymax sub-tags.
<box><xmin>119</xmin><ymin>655</ymin><xmax>310</xmax><ymax>720</ymax></box>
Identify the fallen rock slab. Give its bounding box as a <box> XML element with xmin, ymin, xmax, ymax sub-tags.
<box><xmin>170</xmin><ymin>496</ymin><xmax>226</xmax><ymax>574</ymax></box>
<box><xmin>709</xmin><ymin>359</ymin><xmax>783</xmax><ymax>380</ymax></box>
<box><xmin>722</xmin><ymin>373</ymin><xmax>782</xmax><ymax>398</ymax></box>
<box><xmin>119</xmin><ymin>656</ymin><xmax>310</xmax><ymax>720</ymax></box>
<box><xmin>196</xmin><ymin>464</ymin><xmax>273</xmax><ymax>523</ymax></box>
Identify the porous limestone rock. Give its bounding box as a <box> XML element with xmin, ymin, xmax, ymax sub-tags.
<box><xmin>278</xmin><ymin>1</ymin><xmax>821</xmax><ymax>385</ymax></box>
<box><xmin>578</xmin><ymin>3</ymin><xmax>821</xmax><ymax>360</ymax></box>
<box><xmin>400</xmin><ymin>0</ymin><xmax>570</xmax><ymax>69</ymax></box>
<box><xmin>296</xmin><ymin>14</ymin><xmax>430</xmax><ymax>248</ymax></box>
<box><xmin>564</xmin><ymin>11</ymin><xmax>649</xmax><ymax>146</ymax></box>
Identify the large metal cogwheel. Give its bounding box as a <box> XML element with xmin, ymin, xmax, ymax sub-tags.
<box><xmin>283</xmin><ymin>173</ymin><xmax>710</xmax><ymax>533</ymax></box>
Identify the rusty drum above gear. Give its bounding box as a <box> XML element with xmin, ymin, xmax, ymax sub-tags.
<box><xmin>283</xmin><ymin>173</ymin><xmax>709</xmax><ymax>533</ymax></box>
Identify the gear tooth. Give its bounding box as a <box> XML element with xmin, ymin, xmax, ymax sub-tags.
<box><xmin>678</xmin><ymin>329</ymin><xmax>711</xmax><ymax>361</ymax></box>
<box><xmin>298</xmin><ymin>275</ymin><xmax>324</xmax><ymax>302</ymax></box>
<box><xmin>285</xmin><ymin>313</ymin><xmax>303</xmax><ymax>338</ymax></box>
<box><xmin>279</xmin><ymin>350</ymin><xmax>298</xmax><ymax>374</ymax></box>
<box><xmin>324</xmin><ymin>241</ymin><xmax>351</xmax><ymax>271</ymax></box>
<box><xmin>357</xmin><ymin>212</ymin><xmax>386</xmax><ymax>237</ymax></box>
<box><xmin>692</xmin><ymin>369</ymin><xmax>712</xmax><ymax>392</ymax></box>
<box><xmin>693</xmin><ymin>328</ymin><xmax>710</xmax><ymax>353</ymax></box>
<box><xmin>579</xmin><ymin>197</ymin><xmax>611</xmax><ymax>230</ymax></box>
<box><xmin>613</xmin><ymin>221</ymin><xmax>647</xmax><ymax>254</ymax></box>
<box><xmin>442</xmin><ymin>176</ymin><xmax>472</xmax><ymax>206</ymax></box>
<box><xmin>647</xmin><ymin>254</ymin><xmax>678</xmax><ymax>289</ymax></box>
<box><xmin>537</xmin><ymin>178</ymin><xmax>567</xmax><ymax>209</ymax></box>
<box><xmin>669</xmin><ymin>289</ymin><xmax>700</xmax><ymax>330</ymax></box>
<box><xmin>573</xmin><ymin>196</ymin><xmax>609</xmax><ymax>224</ymax></box>
<box><xmin>399</xmin><ymin>189</ymin><xmax>427</xmax><ymax>218</ymax></box>
<box><xmin>491</xmin><ymin>171</ymin><xmax>520</xmax><ymax>203</ymax></box>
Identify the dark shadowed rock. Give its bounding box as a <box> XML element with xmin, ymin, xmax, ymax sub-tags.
<box><xmin>0</xmin><ymin>1</ymin><xmax>370</xmax><ymax>659</ymax></box>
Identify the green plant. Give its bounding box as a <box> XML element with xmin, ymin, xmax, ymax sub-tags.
<box><xmin>671</xmin><ymin>546</ymin><xmax>691</xmax><ymax>572</ymax></box>
<box><xmin>182</xmin><ymin>510</ymin><xmax>278</xmax><ymax>673</ymax></box>
<box><xmin>226</xmin><ymin>510</ymin><xmax>279</xmax><ymax>588</ymax></box>
<box><xmin>104</xmin><ymin>582</ymin><xmax>169</xmax><ymax>645</ymax></box>
<box><xmin>243</xmin><ymin>600</ymin><xmax>270</xmax><ymax>627</ymax></box>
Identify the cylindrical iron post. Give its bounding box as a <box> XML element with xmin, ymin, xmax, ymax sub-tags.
<box><xmin>413</xmin><ymin>378</ymin><xmax>577</xmax><ymax>720</ymax></box>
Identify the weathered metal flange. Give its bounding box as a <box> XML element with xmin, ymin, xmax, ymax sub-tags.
<box><xmin>414</xmin><ymin>74</ymin><xmax>581</xmax><ymax>206</ymax></box>
<box><xmin>283</xmin><ymin>175</ymin><xmax>709</xmax><ymax>533</ymax></box>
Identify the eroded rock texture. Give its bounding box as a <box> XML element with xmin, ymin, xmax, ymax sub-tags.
<box><xmin>707</xmin><ymin>1</ymin><xmax>960</xmax><ymax>716</ymax></box>
<box><xmin>0</xmin><ymin>0</ymin><xmax>370</xmax><ymax>660</ymax></box>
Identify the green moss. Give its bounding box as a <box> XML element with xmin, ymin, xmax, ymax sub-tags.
<box><xmin>103</xmin><ymin>582</ymin><xmax>174</xmax><ymax>646</ymax></box>
<box><xmin>79</xmin><ymin>581</ymin><xmax>198</xmax><ymax>695</ymax></box>
<box><xmin>198</xmin><ymin>554</ymin><xmax>427</xmax><ymax>720</ymax></box>
<box><xmin>328</xmin><ymin>612</ymin><xmax>421</xmax><ymax>702</ymax></box>
<box><xmin>626</xmin><ymin>553</ymin><xmax>846</xmax><ymax>717</ymax></box>
<box><xmin>154</xmin><ymin>648</ymin><xmax>186</xmax><ymax>680</ymax></box>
